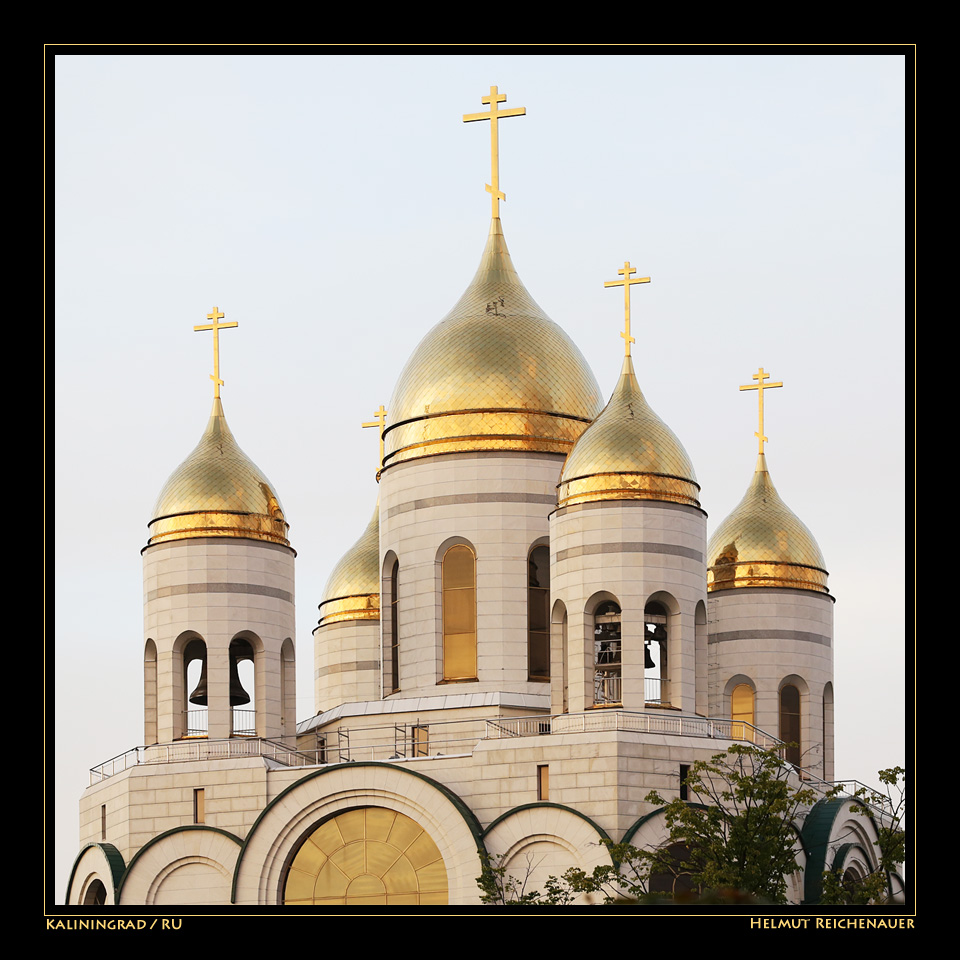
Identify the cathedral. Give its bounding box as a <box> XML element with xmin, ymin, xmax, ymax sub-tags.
<box><xmin>66</xmin><ymin>87</ymin><xmax>895</xmax><ymax>907</ymax></box>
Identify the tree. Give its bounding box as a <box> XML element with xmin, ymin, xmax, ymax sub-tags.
<box><xmin>642</xmin><ymin>743</ymin><xmax>821</xmax><ymax>903</ymax></box>
<box><xmin>476</xmin><ymin>744</ymin><xmax>825</xmax><ymax>905</ymax></box>
<box><xmin>820</xmin><ymin>766</ymin><xmax>906</xmax><ymax>905</ymax></box>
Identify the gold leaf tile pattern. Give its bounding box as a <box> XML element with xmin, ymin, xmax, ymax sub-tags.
<box><xmin>707</xmin><ymin>453</ymin><xmax>828</xmax><ymax>593</ymax></box>
<box><xmin>148</xmin><ymin>399</ymin><xmax>289</xmax><ymax>546</ymax></box>
<box><xmin>383</xmin><ymin>219</ymin><xmax>603</xmax><ymax>468</ymax></box>
<box><xmin>558</xmin><ymin>356</ymin><xmax>700</xmax><ymax>508</ymax></box>
<box><xmin>318</xmin><ymin>502</ymin><xmax>381</xmax><ymax>625</ymax></box>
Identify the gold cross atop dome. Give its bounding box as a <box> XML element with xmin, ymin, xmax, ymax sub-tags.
<box><xmin>194</xmin><ymin>306</ymin><xmax>238</xmax><ymax>399</ymax></box>
<box><xmin>604</xmin><ymin>262</ymin><xmax>651</xmax><ymax>358</ymax></box>
<box><xmin>362</xmin><ymin>404</ymin><xmax>388</xmax><ymax>469</ymax></box>
<box><xmin>739</xmin><ymin>366</ymin><xmax>783</xmax><ymax>454</ymax></box>
<box><xmin>463</xmin><ymin>85</ymin><xmax>526</xmax><ymax>220</ymax></box>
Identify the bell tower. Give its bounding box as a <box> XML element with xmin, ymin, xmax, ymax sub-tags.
<box><xmin>141</xmin><ymin>308</ymin><xmax>296</xmax><ymax>744</ymax></box>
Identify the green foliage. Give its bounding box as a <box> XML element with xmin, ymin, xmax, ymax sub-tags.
<box><xmin>642</xmin><ymin>743</ymin><xmax>821</xmax><ymax>904</ymax></box>
<box><xmin>477</xmin><ymin>744</ymin><xmax>829</xmax><ymax>906</ymax></box>
<box><xmin>476</xmin><ymin>852</ymin><xmax>578</xmax><ymax>906</ymax></box>
<box><xmin>820</xmin><ymin>766</ymin><xmax>906</xmax><ymax>905</ymax></box>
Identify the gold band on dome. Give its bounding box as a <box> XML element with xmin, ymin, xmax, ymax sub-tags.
<box><xmin>558</xmin><ymin>472</ymin><xmax>701</xmax><ymax>509</ymax></box>
<box><xmin>383</xmin><ymin>410</ymin><xmax>591</xmax><ymax>467</ymax></box>
<box><xmin>318</xmin><ymin>594</ymin><xmax>380</xmax><ymax>626</ymax></box>
<box><xmin>148</xmin><ymin>511</ymin><xmax>290</xmax><ymax>546</ymax></box>
<box><xmin>707</xmin><ymin>561</ymin><xmax>829</xmax><ymax>594</ymax></box>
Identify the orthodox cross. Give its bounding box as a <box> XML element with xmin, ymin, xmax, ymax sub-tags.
<box><xmin>362</xmin><ymin>404</ymin><xmax>388</xmax><ymax>469</ymax></box>
<box><xmin>739</xmin><ymin>367</ymin><xmax>783</xmax><ymax>454</ymax></box>
<box><xmin>463</xmin><ymin>85</ymin><xmax>526</xmax><ymax>220</ymax></box>
<box><xmin>604</xmin><ymin>262</ymin><xmax>650</xmax><ymax>358</ymax></box>
<box><xmin>193</xmin><ymin>306</ymin><xmax>238</xmax><ymax>399</ymax></box>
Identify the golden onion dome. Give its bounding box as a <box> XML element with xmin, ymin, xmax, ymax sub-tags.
<box><xmin>707</xmin><ymin>453</ymin><xmax>828</xmax><ymax>593</ymax></box>
<box><xmin>383</xmin><ymin>220</ymin><xmax>603</xmax><ymax>468</ymax></box>
<box><xmin>317</xmin><ymin>503</ymin><xmax>380</xmax><ymax>626</ymax></box>
<box><xmin>557</xmin><ymin>355</ymin><xmax>700</xmax><ymax>509</ymax></box>
<box><xmin>147</xmin><ymin>398</ymin><xmax>289</xmax><ymax>547</ymax></box>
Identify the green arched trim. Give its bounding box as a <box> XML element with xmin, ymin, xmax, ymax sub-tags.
<box><xmin>118</xmin><ymin>824</ymin><xmax>243</xmax><ymax>902</ymax></box>
<box><xmin>231</xmin><ymin>761</ymin><xmax>486</xmax><ymax>903</ymax></box>
<box><xmin>622</xmin><ymin>804</ymin><xmax>709</xmax><ymax>846</ymax></box>
<box><xmin>65</xmin><ymin>842</ymin><xmax>126</xmax><ymax>904</ymax></box>
<box><xmin>800</xmin><ymin>795</ymin><xmax>879</xmax><ymax>904</ymax></box>
<box><xmin>482</xmin><ymin>802</ymin><xmax>613</xmax><ymax>860</ymax></box>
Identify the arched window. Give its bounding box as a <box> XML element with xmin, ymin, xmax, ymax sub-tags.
<box><xmin>390</xmin><ymin>559</ymin><xmax>400</xmax><ymax>693</ymax></box>
<box><xmin>594</xmin><ymin>601</ymin><xmax>622</xmax><ymax>705</ymax></box>
<box><xmin>644</xmin><ymin>601</ymin><xmax>668</xmax><ymax>704</ymax></box>
<box><xmin>442</xmin><ymin>544</ymin><xmax>477</xmax><ymax>681</ymax></box>
<box><xmin>527</xmin><ymin>545</ymin><xmax>550</xmax><ymax>682</ymax></box>
<box><xmin>731</xmin><ymin>683</ymin><xmax>755</xmax><ymax>741</ymax></box>
<box><xmin>780</xmin><ymin>684</ymin><xmax>801</xmax><ymax>765</ymax></box>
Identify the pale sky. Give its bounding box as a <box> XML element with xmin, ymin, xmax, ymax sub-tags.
<box><xmin>52</xmin><ymin>52</ymin><xmax>908</xmax><ymax>905</ymax></box>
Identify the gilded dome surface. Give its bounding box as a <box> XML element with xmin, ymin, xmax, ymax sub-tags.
<box><xmin>147</xmin><ymin>399</ymin><xmax>289</xmax><ymax>547</ymax></box>
<box><xmin>557</xmin><ymin>355</ymin><xmax>700</xmax><ymax>508</ymax></box>
<box><xmin>707</xmin><ymin>453</ymin><xmax>828</xmax><ymax>593</ymax></box>
<box><xmin>318</xmin><ymin>503</ymin><xmax>380</xmax><ymax>626</ymax></box>
<box><xmin>383</xmin><ymin>220</ymin><xmax>602</xmax><ymax>468</ymax></box>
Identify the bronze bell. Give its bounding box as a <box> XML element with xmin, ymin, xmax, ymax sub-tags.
<box><xmin>188</xmin><ymin>657</ymin><xmax>208</xmax><ymax>706</ymax></box>
<box><xmin>188</xmin><ymin>654</ymin><xmax>251</xmax><ymax>706</ymax></box>
<box><xmin>644</xmin><ymin>640</ymin><xmax>656</xmax><ymax>670</ymax></box>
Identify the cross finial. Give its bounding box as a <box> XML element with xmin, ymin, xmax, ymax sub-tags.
<box><xmin>193</xmin><ymin>306</ymin><xmax>239</xmax><ymax>399</ymax></box>
<box><xmin>604</xmin><ymin>261</ymin><xmax>651</xmax><ymax>357</ymax></box>
<box><xmin>463</xmin><ymin>85</ymin><xmax>526</xmax><ymax>220</ymax></box>
<box><xmin>362</xmin><ymin>404</ymin><xmax>388</xmax><ymax>470</ymax></box>
<box><xmin>739</xmin><ymin>367</ymin><xmax>784</xmax><ymax>454</ymax></box>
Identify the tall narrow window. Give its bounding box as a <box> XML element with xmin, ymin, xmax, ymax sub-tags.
<box><xmin>193</xmin><ymin>788</ymin><xmax>205</xmax><ymax>824</ymax></box>
<box><xmin>537</xmin><ymin>764</ymin><xmax>549</xmax><ymax>800</ymax></box>
<box><xmin>390</xmin><ymin>560</ymin><xmax>400</xmax><ymax>693</ymax></box>
<box><xmin>101</xmin><ymin>804</ymin><xmax>106</xmax><ymax>840</ymax></box>
<box><xmin>594</xmin><ymin>601</ymin><xmax>622</xmax><ymax>705</ymax></box>
<box><xmin>731</xmin><ymin>683</ymin><xmax>755</xmax><ymax>742</ymax></box>
<box><xmin>528</xmin><ymin>545</ymin><xmax>550</xmax><ymax>681</ymax></box>
<box><xmin>780</xmin><ymin>684</ymin><xmax>801</xmax><ymax>765</ymax></box>
<box><xmin>442</xmin><ymin>544</ymin><xmax>477</xmax><ymax>681</ymax></box>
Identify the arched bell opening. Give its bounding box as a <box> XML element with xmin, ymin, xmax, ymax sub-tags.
<box><xmin>644</xmin><ymin>601</ymin><xmax>668</xmax><ymax>704</ymax></box>
<box><xmin>183</xmin><ymin>638</ymin><xmax>209</xmax><ymax>738</ymax></box>
<box><xmin>229</xmin><ymin>637</ymin><xmax>256</xmax><ymax>737</ymax></box>
<box><xmin>593</xmin><ymin>600</ymin><xmax>622</xmax><ymax>706</ymax></box>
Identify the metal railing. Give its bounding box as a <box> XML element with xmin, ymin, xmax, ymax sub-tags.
<box><xmin>183</xmin><ymin>708</ymin><xmax>257</xmax><ymax>738</ymax></box>
<box><xmin>89</xmin><ymin>738</ymin><xmax>314</xmax><ymax>784</ymax></box>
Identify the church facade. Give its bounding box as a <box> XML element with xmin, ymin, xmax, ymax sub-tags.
<box><xmin>67</xmin><ymin>90</ymin><xmax>892</xmax><ymax>908</ymax></box>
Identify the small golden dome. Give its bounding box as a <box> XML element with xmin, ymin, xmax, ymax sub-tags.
<box><xmin>317</xmin><ymin>503</ymin><xmax>380</xmax><ymax>626</ymax></box>
<box><xmin>147</xmin><ymin>399</ymin><xmax>289</xmax><ymax>547</ymax></box>
<box><xmin>383</xmin><ymin>220</ymin><xmax>603</xmax><ymax>468</ymax></box>
<box><xmin>707</xmin><ymin>453</ymin><xmax>828</xmax><ymax>593</ymax></box>
<box><xmin>557</xmin><ymin>355</ymin><xmax>700</xmax><ymax>508</ymax></box>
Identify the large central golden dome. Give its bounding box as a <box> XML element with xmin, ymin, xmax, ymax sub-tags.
<box><xmin>382</xmin><ymin>220</ymin><xmax>602</xmax><ymax>468</ymax></box>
